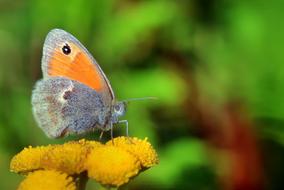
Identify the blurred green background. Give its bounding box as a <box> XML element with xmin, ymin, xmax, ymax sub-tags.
<box><xmin>1</xmin><ymin>0</ymin><xmax>284</xmax><ymax>189</ymax></box>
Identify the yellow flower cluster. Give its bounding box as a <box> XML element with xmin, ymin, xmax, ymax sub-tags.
<box><xmin>10</xmin><ymin>137</ymin><xmax>158</xmax><ymax>189</ymax></box>
<box><xmin>17</xmin><ymin>170</ymin><xmax>76</xmax><ymax>190</ymax></box>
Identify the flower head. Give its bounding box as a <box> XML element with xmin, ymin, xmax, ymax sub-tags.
<box><xmin>106</xmin><ymin>136</ymin><xmax>159</xmax><ymax>168</ymax></box>
<box><xmin>40</xmin><ymin>140</ymin><xmax>91</xmax><ymax>174</ymax></box>
<box><xmin>17</xmin><ymin>170</ymin><xmax>76</xmax><ymax>190</ymax></box>
<box><xmin>10</xmin><ymin>137</ymin><xmax>158</xmax><ymax>188</ymax></box>
<box><xmin>10</xmin><ymin>145</ymin><xmax>52</xmax><ymax>173</ymax></box>
<box><xmin>10</xmin><ymin>140</ymin><xmax>96</xmax><ymax>175</ymax></box>
<box><xmin>85</xmin><ymin>145</ymin><xmax>141</xmax><ymax>186</ymax></box>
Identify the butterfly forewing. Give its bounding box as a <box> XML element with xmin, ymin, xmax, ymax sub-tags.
<box><xmin>41</xmin><ymin>29</ymin><xmax>114</xmax><ymax>104</ymax></box>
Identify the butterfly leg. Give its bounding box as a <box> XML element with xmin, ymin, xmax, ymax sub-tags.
<box><xmin>99</xmin><ymin>131</ymin><xmax>104</xmax><ymax>141</ymax></box>
<box><xmin>119</xmin><ymin>120</ymin><xmax>133</xmax><ymax>144</ymax></box>
<box><xmin>118</xmin><ymin>120</ymin><xmax>129</xmax><ymax>137</ymax></box>
<box><xmin>110</xmin><ymin>122</ymin><xmax>114</xmax><ymax>144</ymax></box>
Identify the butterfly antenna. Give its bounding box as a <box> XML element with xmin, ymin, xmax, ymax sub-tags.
<box><xmin>122</xmin><ymin>97</ymin><xmax>158</xmax><ymax>104</ymax></box>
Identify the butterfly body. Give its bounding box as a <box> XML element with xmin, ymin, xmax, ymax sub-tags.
<box><xmin>32</xmin><ymin>29</ymin><xmax>126</xmax><ymax>138</ymax></box>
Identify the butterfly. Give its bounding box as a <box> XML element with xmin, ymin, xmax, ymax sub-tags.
<box><xmin>32</xmin><ymin>29</ymin><xmax>128</xmax><ymax>139</ymax></box>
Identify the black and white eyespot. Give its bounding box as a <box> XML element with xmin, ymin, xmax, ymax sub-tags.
<box><xmin>62</xmin><ymin>43</ymin><xmax>71</xmax><ymax>55</ymax></box>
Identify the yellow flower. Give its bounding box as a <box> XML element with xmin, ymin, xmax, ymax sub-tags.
<box><xmin>106</xmin><ymin>136</ymin><xmax>159</xmax><ymax>168</ymax></box>
<box><xmin>10</xmin><ymin>137</ymin><xmax>159</xmax><ymax>188</ymax></box>
<box><xmin>10</xmin><ymin>140</ymin><xmax>95</xmax><ymax>175</ymax></box>
<box><xmin>41</xmin><ymin>140</ymin><xmax>95</xmax><ymax>174</ymax></box>
<box><xmin>17</xmin><ymin>170</ymin><xmax>76</xmax><ymax>190</ymax></box>
<box><xmin>10</xmin><ymin>145</ymin><xmax>52</xmax><ymax>173</ymax></box>
<box><xmin>85</xmin><ymin>145</ymin><xmax>141</xmax><ymax>187</ymax></box>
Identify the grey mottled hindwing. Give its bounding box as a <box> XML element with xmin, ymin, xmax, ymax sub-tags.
<box><xmin>31</xmin><ymin>77</ymin><xmax>108</xmax><ymax>138</ymax></box>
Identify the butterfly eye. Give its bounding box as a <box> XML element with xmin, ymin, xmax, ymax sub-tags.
<box><xmin>62</xmin><ymin>43</ymin><xmax>71</xmax><ymax>55</ymax></box>
<box><xmin>114</xmin><ymin>104</ymin><xmax>121</xmax><ymax>112</ymax></box>
<box><xmin>113</xmin><ymin>102</ymin><xmax>126</xmax><ymax>117</ymax></box>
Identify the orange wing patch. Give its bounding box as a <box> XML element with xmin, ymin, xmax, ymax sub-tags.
<box><xmin>47</xmin><ymin>42</ymin><xmax>104</xmax><ymax>91</ymax></box>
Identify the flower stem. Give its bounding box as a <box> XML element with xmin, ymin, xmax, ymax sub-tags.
<box><xmin>75</xmin><ymin>172</ymin><xmax>88</xmax><ymax>190</ymax></box>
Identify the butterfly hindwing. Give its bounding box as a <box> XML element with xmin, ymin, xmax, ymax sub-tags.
<box><xmin>32</xmin><ymin>77</ymin><xmax>109</xmax><ymax>138</ymax></box>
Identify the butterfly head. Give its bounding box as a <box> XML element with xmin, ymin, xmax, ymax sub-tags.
<box><xmin>112</xmin><ymin>101</ymin><xmax>127</xmax><ymax>120</ymax></box>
